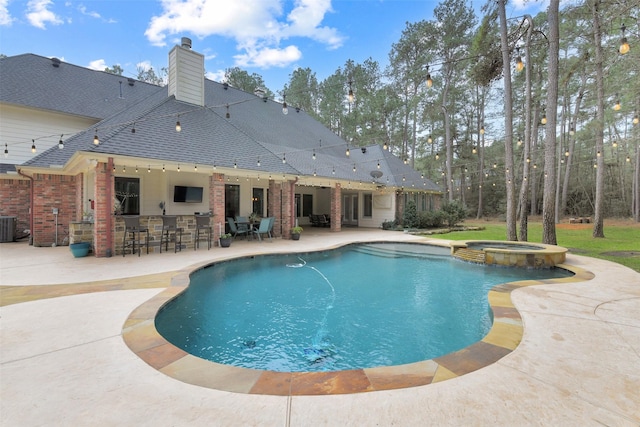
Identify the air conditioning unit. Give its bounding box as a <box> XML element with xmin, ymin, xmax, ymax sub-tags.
<box><xmin>0</xmin><ymin>216</ymin><xmax>16</xmax><ymax>242</ymax></box>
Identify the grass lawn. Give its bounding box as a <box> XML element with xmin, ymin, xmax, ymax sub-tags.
<box><xmin>426</xmin><ymin>218</ymin><xmax>640</xmax><ymax>273</ymax></box>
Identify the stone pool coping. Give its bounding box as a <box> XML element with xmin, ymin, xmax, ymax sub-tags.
<box><xmin>121</xmin><ymin>242</ymin><xmax>594</xmax><ymax>396</ymax></box>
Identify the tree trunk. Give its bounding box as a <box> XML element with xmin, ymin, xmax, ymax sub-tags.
<box><xmin>592</xmin><ymin>0</ymin><xmax>605</xmax><ymax>238</ymax></box>
<box><xmin>561</xmin><ymin>72</ymin><xmax>586</xmax><ymax>214</ymax></box>
<box><xmin>497</xmin><ymin>0</ymin><xmax>517</xmax><ymax>241</ymax></box>
<box><xmin>542</xmin><ymin>0</ymin><xmax>559</xmax><ymax>245</ymax></box>
<box><xmin>518</xmin><ymin>15</ymin><xmax>533</xmax><ymax>242</ymax></box>
<box><xmin>477</xmin><ymin>88</ymin><xmax>485</xmax><ymax>219</ymax></box>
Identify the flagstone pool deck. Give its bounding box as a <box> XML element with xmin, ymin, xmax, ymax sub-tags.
<box><xmin>1</xmin><ymin>229</ymin><xmax>639</xmax><ymax>426</ymax></box>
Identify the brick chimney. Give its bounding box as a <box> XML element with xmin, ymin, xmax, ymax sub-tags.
<box><xmin>167</xmin><ymin>37</ymin><xmax>205</xmax><ymax>106</ymax></box>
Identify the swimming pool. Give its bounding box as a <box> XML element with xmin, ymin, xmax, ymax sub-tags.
<box><xmin>155</xmin><ymin>243</ymin><xmax>572</xmax><ymax>373</ymax></box>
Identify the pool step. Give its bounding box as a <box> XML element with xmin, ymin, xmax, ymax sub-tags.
<box><xmin>453</xmin><ymin>248</ymin><xmax>486</xmax><ymax>264</ymax></box>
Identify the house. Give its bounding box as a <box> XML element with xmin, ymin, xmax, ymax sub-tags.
<box><xmin>0</xmin><ymin>37</ymin><xmax>441</xmax><ymax>256</ymax></box>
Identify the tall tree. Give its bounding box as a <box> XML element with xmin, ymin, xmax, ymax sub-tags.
<box><xmin>104</xmin><ymin>64</ymin><xmax>123</xmax><ymax>75</ymax></box>
<box><xmin>542</xmin><ymin>0</ymin><xmax>560</xmax><ymax>245</ymax></box>
<box><xmin>433</xmin><ymin>0</ymin><xmax>476</xmax><ymax>202</ymax></box>
<box><xmin>497</xmin><ymin>0</ymin><xmax>517</xmax><ymax>240</ymax></box>
<box><xmin>224</xmin><ymin>67</ymin><xmax>273</xmax><ymax>98</ymax></box>
<box><xmin>591</xmin><ymin>0</ymin><xmax>606</xmax><ymax>238</ymax></box>
<box><xmin>282</xmin><ymin>67</ymin><xmax>319</xmax><ymax>118</ymax></box>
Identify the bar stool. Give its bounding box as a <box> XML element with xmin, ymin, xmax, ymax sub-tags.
<box><xmin>122</xmin><ymin>215</ymin><xmax>149</xmax><ymax>257</ymax></box>
<box><xmin>194</xmin><ymin>215</ymin><xmax>212</xmax><ymax>250</ymax></box>
<box><xmin>160</xmin><ymin>215</ymin><xmax>183</xmax><ymax>253</ymax></box>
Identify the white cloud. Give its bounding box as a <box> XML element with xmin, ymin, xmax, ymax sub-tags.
<box><xmin>235</xmin><ymin>44</ymin><xmax>302</xmax><ymax>68</ymax></box>
<box><xmin>88</xmin><ymin>58</ymin><xmax>107</xmax><ymax>71</ymax></box>
<box><xmin>26</xmin><ymin>0</ymin><xmax>63</xmax><ymax>29</ymax></box>
<box><xmin>205</xmin><ymin>69</ymin><xmax>225</xmax><ymax>82</ymax></box>
<box><xmin>78</xmin><ymin>4</ymin><xmax>101</xmax><ymax>19</ymax></box>
<box><xmin>145</xmin><ymin>0</ymin><xmax>343</xmax><ymax>68</ymax></box>
<box><xmin>136</xmin><ymin>60</ymin><xmax>153</xmax><ymax>72</ymax></box>
<box><xmin>0</xmin><ymin>0</ymin><xmax>13</xmax><ymax>26</ymax></box>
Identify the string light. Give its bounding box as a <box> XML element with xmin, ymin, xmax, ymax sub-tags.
<box><xmin>480</xmin><ymin>125</ymin><xmax>485</xmax><ymax>135</ymax></box>
<box><xmin>93</xmin><ymin>131</ymin><xmax>99</xmax><ymax>145</ymax></box>
<box><xmin>177</xmin><ymin>164</ymin><xmax>180</xmax><ymax>172</ymax></box>
<box><xmin>347</xmin><ymin>80</ymin><xmax>354</xmax><ymax>104</ymax></box>
<box><xmin>226</xmin><ymin>105</ymin><xmax>230</xmax><ymax>119</ymax></box>
<box><xmin>425</xmin><ymin>66</ymin><xmax>433</xmax><ymax>88</ymax></box>
<box><xmin>346</xmin><ymin>146</ymin><xmax>350</xmax><ymax>157</ymax></box>
<box><xmin>282</xmin><ymin>154</ymin><xmax>286</xmax><ymax>164</ymax></box>
<box><xmin>122</xmin><ymin>165</ymin><xmax>126</xmax><ymax>173</ymax></box>
<box><xmin>613</xmin><ymin>95</ymin><xmax>621</xmax><ymax>111</ymax></box>
<box><xmin>282</xmin><ymin>94</ymin><xmax>288</xmax><ymax>115</ymax></box>
<box><xmin>377</xmin><ymin>160</ymin><xmax>381</xmax><ymax>169</ymax></box>
<box><xmin>515</xmin><ymin>48</ymin><xmax>524</xmax><ymax>73</ymax></box>
<box><xmin>633</xmin><ymin>114</ymin><xmax>639</xmax><ymax>125</ymax></box>
<box><xmin>257</xmin><ymin>158</ymin><xmax>261</xmax><ymax>167</ymax></box>
<box><xmin>162</xmin><ymin>164</ymin><xmax>165</xmax><ymax>172</ymax></box>
<box><xmin>58</xmin><ymin>134</ymin><xmax>64</xmax><ymax>149</ymax></box>
<box><xmin>569</xmin><ymin>125</ymin><xmax>575</xmax><ymax>135</ymax></box>
<box><xmin>435</xmin><ymin>153</ymin><xmax>440</xmax><ymax>160</ymax></box>
<box><xmin>540</xmin><ymin>114</ymin><xmax>547</xmax><ymax>125</ymax></box>
<box><xmin>383</xmin><ymin>141</ymin><xmax>388</xmax><ymax>150</ymax></box>
<box><xmin>312</xmin><ymin>149</ymin><xmax>316</xmax><ymax>160</ymax></box>
<box><xmin>31</xmin><ymin>139</ymin><xmax>36</xmax><ymax>153</ymax></box>
<box><xmin>517</xmin><ymin>136</ymin><xmax>522</xmax><ymax>146</ymax></box>
<box><xmin>428</xmin><ymin>134</ymin><xmax>433</xmax><ymax>144</ymax></box>
<box><xmin>4</xmin><ymin>143</ymin><xmax>8</xmax><ymax>158</ymax></box>
<box><xmin>234</xmin><ymin>161</ymin><xmax>238</xmax><ymax>168</ymax></box>
<box><xmin>619</xmin><ymin>24</ymin><xmax>630</xmax><ymax>55</ymax></box>
<box><xmin>176</xmin><ymin>117</ymin><xmax>181</xmax><ymax>132</ymax></box>
<box><xmin>135</xmin><ymin>165</ymin><xmax>139</xmax><ymax>173</ymax></box>
<box><xmin>472</xmin><ymin>146</ymin><xmax>477</xmax><ymax>154</ymax></box>
<box><xmin>148</xmin><ymin>165</ymin><xmax>151</xmax><ymax>173</ymax></box>
<box><xmin>194</xmin><ymin>164</ymin><xmax>197</xmax><ymax>171</ymax></box>
<box><xmin>612</xmin><ymin>139</ymin><xmax>618</xmax><ymax>148</ymax></box>
<box><xmin>353</xmin><ymin>164</ymin><xmax>356</xmax><ymax>172</ymax></box>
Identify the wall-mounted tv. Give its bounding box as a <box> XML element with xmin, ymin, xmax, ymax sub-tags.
<box><xmin>173</xmin><ymin>185</ymin><xmax>203</xmax><ymax>203</ymax></box>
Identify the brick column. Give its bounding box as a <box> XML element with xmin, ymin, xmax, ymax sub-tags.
<box><xmin>395</xmin><ymin>190</ymin><xmax>404</xmax><ymax>225</ymax></box>
<box><xmin>268</xmin><ymin>180</ymin><xmax>282</xmax><ymax>237</ymax></box>
<box><xmin>281</xmin><ymin>180</ymin><xmax>295</xmax><ymax>239</ymax></box>
<box><xmin>75</xmin><ymin>173</ymin><xmax>84</xmax><ymax>221</ymax></box>
<box><xmin>93</xmin><ymin>159</ymin><xmax>114</xmax><ymax>257</ymax></box>
<box><xmin>210</xmin><ymin>173</ymin><xmax>225</xmax><ymax>241</ymax></box>
<box><xmin>330</xmin><ymin>183</ymin><xmax>341</xmax><ymax>231</ymax></box>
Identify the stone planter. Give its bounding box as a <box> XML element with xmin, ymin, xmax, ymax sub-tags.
<box><xmin>219</xmin><ymin>237</ymin><xmax>232</xmax><ymax>248</ymax></box>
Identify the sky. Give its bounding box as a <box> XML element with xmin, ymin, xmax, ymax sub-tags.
<box><xmin>0</xmin><ymin>0</ymin><xmax>545</xmax><ymax>94</ymax></box>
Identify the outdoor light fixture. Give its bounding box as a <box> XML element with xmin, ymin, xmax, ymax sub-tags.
<box><xmin>383</xmin><ymin>141</ymin><xmax>388</xmax><ymax>150</ymax></box>
<box><xmin>541</xmin><ymin>114</ymin><xmax>547</xmax><ymax>125</ymax></box>
<box><xmin>353</xmin><ymin>164</ymin><xmax>356</xmax><ymax>172</ymax></box>
<box><xmin>122</xmin><ymin>165</ymin><xmax>126</xmax><ymax>173</ymax></box>
<box><xmin>517</xmin><ymin>136</ymin><xmax>522</xmax><ymax>146</ymax></box>
<box><xmin>93</xmin><ymin>131</ymin><xmax>99</xmax><ymax>145</ymax></box>
<box><xmin>31</xmin><ymin>139</ymin><xmax>36</xmax><ymax>153</ymax></box>
<box><xmin>136</xmin><ymin>166</ymin><xmax>139</xmax><ymax>173</ymax></box>
<box><xmin>634</xmin><ymin>114</ymin><xmax>639</xmax><ymax>125</ymax></box>
<box><xmin>565</xmin><ymin>149</ymin><xmax>570</xmax><ymax>157</ymax></box>
<box><xmin>613</xmin><ymin>139</ymin><xmax>618</xmax><ymax>148</ymax></box>
<box><xmin>312</xmin><ymin>150</ymin><xmax>316</xmax><ymax>160</ymax></box>
<box><xmin>58</xmin><ymin>134</ymin><xmax>64</xmax><ymax>149</ymax></box>
<box><xmin>472</xmin><ymin>146</ymin><xmax>477</xmax><ymax>154</ymax></box>
<box><xmin>404</xmin><ymin>158</ymin><xmax>408</xmax><ymax>164</ymax></box>
<box><xmin>377</xmin><ymin>160</ymin><xmax>381</xmax><ymax>169</ymax></box>
<box><xmin>493</xmin><ymin>162</ymin><xmax>497</xmax><ymax>168</ymax></box>
<box><xmin>282</xmin><ymin>154</ymin><xmax>286</xmax><ymax>164</ymax></box>
<box><xmin>613</xmin><ymin>95</ymin><xmax>621</xmax><ymax>111</ymax></box>
<box><xmin>569</xmin><ymin>125</ymin><xmax>575</xmax><ymax>135</ymax></box>
<box><xmin>148</xmin><ymin>165</ymin><xmax>151</xmax><ymax>173</ymax></box>
<box><xmin>480</xmin><ymin>125</ymin><xmax>485</xmax><ymax>135</ymax></box>
<box><xmin>257</xmin><ymin>158</ymin><xmax>261</xmax><ymax>167</ymax></box>
<box><xmin>619</xmin><ymin>24</ymin><xmax>630</xmax><ymax>55</ymax></box>
<box><xmin>177</xmin><ymin>165</ymin><xmax>180</xmax><ymax>172</ymax></box>
<box><xmin>346</xmin><ymin>146</ymin><xmax>350</xmax><ymax>157</ymax></box>
<box><xmin>282</xmin><ymin>94</ymin><xmax>288</xmax><ymax>115</ymax></box>
<box><xmin>435</xmin><ymin>152</ymin><xmax>440</xmax><ymax>160</ymax></box>
<box><xmin>428</xmin><ymin>134</ymin><xmax>433</xmax><ymax>143</ymax></box>
<box><xmin>515</xmin><ymin>47</ymin><xmax>524</xmax><ymax>72</ymax></box>
<box><xmin>426</xmin><ymin>66</ymin><xmax>433</xmax><ymax>88</ymax></box>
<box><xmin>226</xmin><ymin>105</ymin><xmax>230</xmax><ymax>119</ymax></box>
<box><xmin>348</xmin><ymin>80</ymin><xmax>354</xmax><ymax>104</ymax></box>
<box><xmin>4</xmin><ymin>143</ymin><xmax>8</xmax><ymax>158</ymax></box>
<box><xmin>234</xmin><ymin>161</ymin><xmax>238</xmax><ymax>168</ymax></box>
<box><xmin>627</xmin><ymin>155</ymin><xmax>631</xmax><ymax>162</ymax></box>
<box><xmin>162</xmin><ymin>165</ymin><xmax>165</xmax><ymax>172</ymax></box>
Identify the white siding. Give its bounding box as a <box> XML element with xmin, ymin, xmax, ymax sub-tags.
<box><xmin>0</xmin><ymin>103</ymin><xmax>97</xmax><ymax>165</ymax></box>
<box><xmin>167</xmin><ymin>45</ymin><xmax>205</xmax><ymax>106</ymax></box>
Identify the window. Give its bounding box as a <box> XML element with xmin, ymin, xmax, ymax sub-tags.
<box><xmin>363</xmin><ymin>193</ymin><xmax>372</xmax><ymax>217</ymax></box>
<box><xmin>295</xmin><ymin>193</ymin><xmax>314</xmax><ymax>217</ymax></box>
<box><xmin>114</xmin><ymin>177</ymin><xmax>140</xmax><ymax>215</ymax></box>
<box><xmin>225</xmin><ymin>185</ymin><xmax>240</xmax><ymax>219</ymax></box>
<box><xmin>252</xmin><ymin>188</ymin><xmax>264</xmax><ymax>216</ymax></box>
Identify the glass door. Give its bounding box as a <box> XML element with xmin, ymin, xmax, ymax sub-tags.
<box><xmin>342</xmin><ymin>194</ymin><xmax>358</xmax><ymax>226</ymax></box>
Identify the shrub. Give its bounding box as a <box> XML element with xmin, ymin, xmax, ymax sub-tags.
<box><xmin>441</xmin><ymin>201</ymin><xmax>468</xmax><ymax>227</ymax></box>
<box><xmin>403</xmin><ymin>200</ymin><xmax>419</xmax><ymax>228</ymax></box>
<box><xmin>381</xmin><ymin>219</ymin><xmax>398</xmax><ymax>230</ymax></box>
<box><xmin>419</xmin><ymin>210</ymin><xmax>445</xmax><ymax>228</ymax></box>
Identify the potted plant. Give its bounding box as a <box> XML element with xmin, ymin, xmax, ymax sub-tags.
<box><xmin>219</xmin><ymin>232</ymin><xmax>233</xmax><ymax>247</ymax></box>
<box><xmin>291</xmin><ymin>226</ymin><xmax>303</xmax><ymax>240</ymax></box>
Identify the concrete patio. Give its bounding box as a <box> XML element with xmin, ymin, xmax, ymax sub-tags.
<box><xmin>1</xmin><ymin>229</ymin><xmax>639</xmax><ymax>426</ymax></box>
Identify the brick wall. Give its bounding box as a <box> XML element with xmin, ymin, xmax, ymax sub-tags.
<box><xmin>330</xmin><ymin>183</ymin><xmax>341</xmax><ymax>231</ymax></box>
<box><xmin>268</xmin><ymin>180</ymin><xmax>282</xmax><ymax>237</ymax></box>
<box><xmin>281</xmin><ymin>180</ymin><xmax>294</xmax><ymax>238</ymax></box>
<box><xmin>31</xmin><ymin>173</ymin><xmax>78</xmax><ymax>246</ymax></box>
<box><xmin>0</xmin><ymin>177</ymin><xmax>31</xmax><ymax>238</ymax></box>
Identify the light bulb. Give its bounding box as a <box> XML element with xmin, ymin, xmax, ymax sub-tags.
<box><xmin>31</xmin><ymin>140</ymin><xmax>36</xmax><ymax>153</ymax></box>
<box><xmin>426</xmin><ymin>73</ymin><xmax>432</xmax><ymax>88</ymax></box>
<box><xmin>93</xmin><ymin>132</ymin><xmax>99</xmax><ymax>145</ymax></box>
<box><xmin>516</xmin><ymin>56</ymin><xmax>524</xmax><ymax>72</ymax></box>
<box><xmin>541</xmin><ymin>115</ymin><xmax>547</xmax><ymax>125</ymax></box>
<box><xmin>176</xmin><ymin>120</ymin><xmax>181</xmax><ymax>132</ymax></box>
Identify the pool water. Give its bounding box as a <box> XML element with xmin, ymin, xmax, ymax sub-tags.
<box><xmin>155</xmin><ymin>243</ymin><xmax>572</xmax><ymax>372</ymax></box>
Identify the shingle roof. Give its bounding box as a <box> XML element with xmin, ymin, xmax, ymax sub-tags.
<box><xmin>0</xmin><ymin>54</ymin><xmax>162</xmax><ymax>120</ymax></box>
<box><xmin>14</xmin><ymin>54</ymin><xmax>440</xmax><ymax>192</ymax></box>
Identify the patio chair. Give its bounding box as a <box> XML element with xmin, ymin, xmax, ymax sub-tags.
<box><xmin>122</xmin><ymin>215</ymin><xmax>149</xmax><ymax>257</ymax></box>
<box><xmin>252</xmin><ymin>217</ymin><xmax>272</xmax><ymax>242</ymax></box>
<box><xmin>227</xmin><ymin>217</ymin><xmax>249</xmax><ymax>239</ymax></box>
<box><xmin>194</xmin><ymin>215</ymin><xmax>212</xmax><ymax>250</ymax></box>
<box><xmin>160</xmin><ymin>215</ymin><xmax>183</xmax><ymax>253</ymax></box>
<box><xmin>235</xmin><ymin>216</ymin><xmax>250</xmax><ymax>235</ymax></box>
